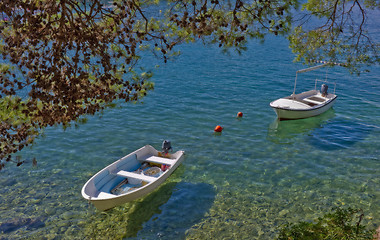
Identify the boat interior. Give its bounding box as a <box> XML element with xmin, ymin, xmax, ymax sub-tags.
<box><xmin>284</xmin><ymin>90</ymin><xmax>331</xmax><ymax>107</ymax></box>
<box><xmin>86</xmin><ymin>153</ymin><xmax>175</xmax><ymax>198</ymax></box>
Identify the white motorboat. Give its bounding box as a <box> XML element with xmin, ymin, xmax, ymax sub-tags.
<box><xmin>81</xmin><ymin>141</ymin><xmax>185</xmax><ymax>211</ymax></box>
<box><xmin>270</xmin><ymin>63</ymin><xmax>338</xmax><ymax>120</ymax></box>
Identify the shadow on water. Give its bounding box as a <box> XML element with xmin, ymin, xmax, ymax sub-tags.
<box><xmin>308</xmin><ymin>117</ymin><xmax>374</xmax><ymax>150</ymax></box>
<box><xmin>267</xmin><ymin>109</ymin><xmax>336</xmax><ymax>144</ymax></box>
<box><xmin>121</xmin><ymin>181</ymin><xmax>180</xmax><ymax>238</ymax></box>
<box><xmin>83</xmin><ymin>181</ymin><xmax>215</xmax><ymax>239</ymax></box>
<box><xmin>130</xmin><ymin>182</ymin><xmax>216</xmax><ymax>239</ymax></box>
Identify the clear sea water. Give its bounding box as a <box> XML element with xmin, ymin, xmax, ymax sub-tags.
<box><xmin>1</xmin><ymin>35</ymin><xmax>379</xmax><ymax>239</ymax></box>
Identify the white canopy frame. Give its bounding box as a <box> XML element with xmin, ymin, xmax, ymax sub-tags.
<box><xmin>292</xmin><ymin>61</ymin><xmax>343</xmax><ymax>95</ymax></box>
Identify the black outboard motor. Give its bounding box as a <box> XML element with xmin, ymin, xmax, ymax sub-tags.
<box><xmin>321</xmin><ymin>84</ymin><xmax>328</xmax><ymax>97</ymax></box>
<box><xmin>162</xmin><ymin>140</ymin><xmax>172</xmax><ymax>154</ymax></box>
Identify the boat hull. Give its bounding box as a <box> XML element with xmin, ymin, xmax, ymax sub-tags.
<box><xmin>88</xmin><ymin>167</ymin><xmax>179</xmax><ymax>211</ymax></box>
<box><xmin>81</xmin><ymin>145</ymin><xmax>185</xmax><ymax>211</ymax></box>
<box><xmin>270</xmin><ymin>95</ymin><xmax>337</xmax><ymax>120</ymax></box>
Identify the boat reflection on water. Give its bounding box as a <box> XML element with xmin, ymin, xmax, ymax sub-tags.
<box><xmin>267</xmin><ymin>108</ymin><xmax>336</xmax><ymax>144</ymax></box>
<box><xmin>82</xmin><ymin>181</ymin><xmax>179</xmax><ymax>238</ymax></box>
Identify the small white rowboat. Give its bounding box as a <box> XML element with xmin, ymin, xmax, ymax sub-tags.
<box><xmin>81</xmin><ymin>143</ymin><xmax>185</xmax><ymax>211</ymax></box>
<box><xmin>270</xmin><ymin>63</ymin><xmax>338</xmax><ymax>120</ymax></box>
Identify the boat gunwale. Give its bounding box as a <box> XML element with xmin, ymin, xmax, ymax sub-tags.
<box><xmin>270</xmin><ymin>95</ymin><xmax>337</xmax><ymax>112</ymax></box>
<box><xmin>81</xmin><ymin>145</ymin><xmax>184</xmax><ymax>202</ymax></box>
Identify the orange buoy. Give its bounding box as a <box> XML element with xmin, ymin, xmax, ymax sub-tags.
<box><xmin>214</xmin><ymin>125</ymin><xmax>223</xmax><ymax>132</ymax></box>
<box><xmin>237</xmin><ymin>112</ymin><xmax>243</xmax><ymax>117</ymax></box>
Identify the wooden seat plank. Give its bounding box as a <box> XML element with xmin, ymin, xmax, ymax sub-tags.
<box><xmin>143</xmin><ymin>156</ymin><xmax>175</xmax><ymax>165</ymax></box>
<box><xmin>303</xmin><ymin>99</ymin><xmax>321</xmax><ymax>105</ymax></box>
<box><xmin>115</xmin><ymin>170</ymin><xmax>157</xmax><ymax>182</ymax></box>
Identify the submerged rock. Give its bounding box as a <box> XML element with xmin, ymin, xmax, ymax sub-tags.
<box><xmin>0</xmin><ymin>217</ymin><xmax>45</xmax><ymax>233</ymax></box>
<box><xmin>374</xmin><ymin>225</ymin><xmax>380</xmax><ymax>240</ymax></box>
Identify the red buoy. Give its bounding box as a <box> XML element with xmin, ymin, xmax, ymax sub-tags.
<box><xmin>237</xmin><ymin>112</ymin><xmax>243</xmax><ymax>117</ymax></box>
<box><xmin>214</xmin><ymin>125</ymin><xmax>223</xmax><ymax>132</ymax></box>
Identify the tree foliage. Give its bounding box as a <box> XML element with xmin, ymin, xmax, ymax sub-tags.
<box><xmin>289</xmin><ymin>0</ymin><xmax>380</xmax><ymax>72</ymax></box>
<box><xmin>0</xmin><ymin>0</ymin><xmax>161</xmax><ymax>167</ymax></box>
<box><xmin>0</xmin><ymin>0</ymin><xmax>379</xmax><ymax>168</ymax></box>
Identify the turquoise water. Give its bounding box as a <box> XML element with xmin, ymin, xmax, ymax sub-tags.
<box><xmin>1</xmin><ymin>36</ymin><xmax>379</xmax><ymax>239</ymax></box>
